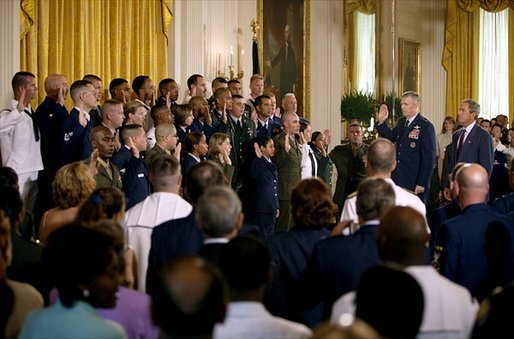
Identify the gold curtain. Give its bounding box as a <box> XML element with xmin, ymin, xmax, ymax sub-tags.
<box><xmin>344</xmin><ymin>0</ymin><xmax>376</xmax><ymax>93</ymax></box>
<box><xmin>20</xmin><ymin>0</ymin><xmax>173</xmax><ymax>108</ymax></box>
<box><xmin>443</xmin><ymin>0</ymin><xmax>514</xmax><ymax>120</ymax></box>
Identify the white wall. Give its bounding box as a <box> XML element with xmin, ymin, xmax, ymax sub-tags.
<box><xmin>0</xmin><ymin>0</ymin><xmax>20</xmax><ymax>107</ymax></box>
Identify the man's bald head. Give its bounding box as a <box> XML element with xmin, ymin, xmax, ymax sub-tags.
<box><xmin>455</xmin><ymin>164</ymin><xmax>489</xmax><ymax>206</ymax></box>
<box><xmin>151</xmin><ymin>256</ymin><xmax>226</xmax><ymax>337</ymax></box>
<box><xmin>378</xmin><ymin>206</ymin><xmax>429</xmax><ymax>266</ymax></box>
<box><xmin>366</xmin><ymin>138</ymin><xmax>396</xmax><ymax>176</ymax></box>
<box><xmin>90</xmin><ymin>125</ymin><xmax>112</xmax><ymax>142</ymax></box>
<box><xmin>44</xmin><ymin>74</ymin><xmax>68</xmax><ymax>100</ymax></box>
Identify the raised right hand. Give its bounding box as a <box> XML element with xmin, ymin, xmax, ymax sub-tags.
<box><xmin>377</xmin><ymin>104</ymin><xmax>389</xmax><ymax>124</ymax></box>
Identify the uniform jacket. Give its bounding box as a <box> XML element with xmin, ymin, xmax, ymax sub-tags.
<box><xmin>122</xmin><ymin>156</ymin><xmax>151</xmax><ymax>209</ymax></box>
<box><xmin>273</xmin><ymin>131</ymin><xmax>302</xmax><ymax>201</ymax></box>
<box><xmin>251</xmin><ymin>157</ymin><xmax>279</xmax><ymax>214</ymax></box>
<box><xmin>61</xmin><ymin>108</ymin><xmax>93</xmax><ymax>165</ymax></box>
<box><xmin>329</xmin><ymin>143</ymin><xmax>367</xmax><ymax>207</ymax></box>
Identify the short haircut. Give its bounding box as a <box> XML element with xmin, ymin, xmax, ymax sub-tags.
<box><xmin>83</xmin><ymin>74</ymin><xmax>102</xmax><ymax>82</ymax></box>
<box><xmin>185</xmin><ymin>161</ymin><xmax>225</xmax><ymax>204</ymax></box>
<box><xmin>11</xmin><ymin>71</ymin><xmax>35</xmax><ymax>92</ymax></box>
<box><xmin>462</xmin><ymin>99</ymin><xmax>481</xmax><ymax>116</ymax></box>
<box><xmin>132</xmin><ymin>75</ymin><xmax>150</xmax><ymax>95</ymax></box>
<box><xmin>0</xmin><ymin>186</ymin><xmax>23</xmax><ymax>227</ymax></box>
<box><xmin>402</xmin><ymin>91</ymin><xmax>420</xmax><ymax>104</ymax></box>
<box><xmin>150</xmin><ymin>103</ymin><xmax>170</xmax><ymax>124</ymax></box>
<box><xmin>299</xmin><ymin>118</ymin><xmax>310</xmax><ymax>132</ymax></box>
<box><xmin>0</xmin><ymin>167</ymin><xmax>18</xmax><ymax>188</ymax></box>
<box><xmin>173</xmin><ymin>104</ymin><xmax>192</xmax><ymax>126</ymax></box>
<box><xmin>52</xmin><ymin>162</ymin><xmax>96</xmax><ymax>209</ymax></box>
<box><xmin>349</xmin><ymin>122</ymin><xmax>364</xmax><ymax>129</ymax></box>
<box><xmin>231</xmin><ymin>94</ymin><xmax>244</xmax><ymax>100</ymax></box>
<box><xmin>187</xmin><ymin>74</ymin><xmax>203</xmax><ymax>91</ymax></box>
<box><xmin>219</xmin><ymin>235</ymin><xmax>270</xmax><ymax>294</ymax></box>
<box><xmin>158</xmin><ymin>78</ymin><xmax>175</xmax><ymax>92</ymax></box>
<box><xmin>282</xmin><ymin>92</ymin><xmax>295</xmax><ymax>101</ymax></box>
<box><xmin>101</xmin><ymin>99</ymin><xmax>123</xmax><ymax>119</ymax></box>
<box><xmin>89</xmin><ymin>125</ymin><xmax>113</xmax><ymax>143</ymax></box>
<box><xmin>249</xmin><ymin>74</ymin><xmax>264</xmax><ymax>83</ymax></box>
<box><xmin>45</xmin><ymin>224</ymin><xmax>123</xmax><ymax>307</ymax></box>
<box><xmin>77</xmin><ymin>187</ymin><xmax>125</xmax><ymax>224</ymax></box>
<box><xmin>481</xmin><ymin>119</ymin><xmax>491</xmax><ymax>126</ymax></box>
<box><xmin>492</xmin><ymin>123</ymin><xmax>503</xmax><ymax>131</ymax></box>
<box><xmin>196</xmin><ymin>186</ymin><xmax>241</xmax><ymax>238</ymax></box>
<box><xmin>182</xmin><ymin>132</ymin><xmax>204</xmax><ymax>154</ymax></box>
<box><xmin>256</xmin><ymin>136</ymin><xmax>273</xmax><ymax>148</ymax></box>
<box><xmin>367</xmin><ymin>138</ymin><xmax>396</xmax><ymax>173</ymax></box>
<box><xmin>213</xmin><ymin>88</ymin><xmax>230</xmax><ymax>101</ymax></box>
<box><xmin>263</xmin><ymin>91</ymin><xmax>275</xmax><ymax>98</ymax></box>
<box><xmin>121</xmin><ymin>124</ymin><xmax>144</xmax><ymax>142</ymax></box>
<box><xmin>227</xmin><ymin>79</ymin><xmax>240</xmax><ymax>86</ymax></box>
<box><xmin>149</xmin><ymin>155</ymin><xmax>180</xmax><ymax>188</ymax></box>
<box><xmin>212</xmin><ymin>77</ymin><xmax>228</xmax><ymax>88</ymax></box>
<box><xmin>155</xmin><ymin>123</ymin><xmax>176</xmax><ymax>140</ymax></box>
<box><xmin>281</xmin><ymin>111</ymin><xmax>297</xmax><ymax>125</ymax></box>
<box><xmin>356</xmin><ymin>178</ymin><xmax>395</xmax><ymax>221</ymax></box>
<box><xmin>109</xmin><ymin>78</ymin><xmax>128</xmax><ymax>97</ymax></box>
<box><xmin>151</xmin><ymin>256</ymin><xmax>226</xmax><ymax>337</ymax></box>
<box><xmin>123</xmin><ymin>101</ymin><xmax>144</xmax><ymax>120</ymax></box>
<box><xmin>255</xmin><ymin>95</ymin><xmax>270</xmax><ymax>108</ymax></box>
<box><xmin>292</xmin><ymin>178</ymin><xmax>338</xmax><ymax>229</ymax></box>
<box><xmin>69</xmin><ymin>80</ymin><xmax>92</xmax><ymax>102</ymax></box>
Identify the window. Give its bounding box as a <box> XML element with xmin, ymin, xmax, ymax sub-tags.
<box><xmin>353</xmin><ymin>12</ymin><xmax>375</xmax><ymax>93</ymax></box>
<box><xmin>478</xmin><ymin>8</ymin><xmax>509</xmax><ymax>119</ymax></box>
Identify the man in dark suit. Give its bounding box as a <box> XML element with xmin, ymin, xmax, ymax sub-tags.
<box><xmin>146</xmin><ymin>161</ymin><xmax>225</xmax><ymax>294</ymax></box>
<box><xmin>255</xmin><ymin>95</ymin><xmax>281</xmax><ymax>138</ymax></box>
<box><xmin>376</xmin><ymin>91</ymin><xmax>436</xmax><ymax>201</ymax></box>
<box><xmin>88</xmin><ymin>126</ymin><xmax>122</xmax><ymax>190</ymax></box>
<box><xmin>218</xmin><ymin>94</ymin><xmax>256</xmax><ymax>191</ymax></box>
<box><xmin>61</xmin><ymin>80</ymin><xmax>98</xmax><ymax>165</ymax></box>
<box><xmin>434</xmin><ymin>163</ymin><xmax>513</xmax><ymax>301</ymax></box>
<box><xmin>446</xmin><ymin>99</ymin><xmax>494</xmax><ymax>184</ymax></box>
<box><xmin>329</xmin><ymin>122</ymin><xmax>368</xmax><ymax>213</ymax></box>
<box><xmin>299</xmin><ymin>178</ymin><xmax>396</xmax><ymax>317</ymax></box>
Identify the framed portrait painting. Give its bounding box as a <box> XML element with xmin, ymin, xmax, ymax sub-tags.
<box><xmin>398</xmin><ymin>38</ymin><xmax>421</xmax><ymax>95</ymax></box>
<box><xmin>258</xmin><ymin>0</ymin><xmax>310</xmax><ymax>118</ymax></box>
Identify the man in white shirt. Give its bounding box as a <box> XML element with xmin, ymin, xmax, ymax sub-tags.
<box><xmin>244</xmin><ymin>74</ymin><xmax>264</xmax><ymax>108</ymax></box>
<box><xmin>0</xmin><ymin>72</ymin><xmax>43</xmax><ymax>213</ymax></box>
<box><xmin>341</xmin><ymin>138</ymin><xmax>426</xmax><ymax>232</ymax></box>
<box><xmin>214</xmin><ymin>235</ymin><xmax>311</xmax><ymax>339</ymax></box>
<box><xmin>332</xmin><ymin>206</ymin><xmax>478</xmax><ymax>339</ymax></box>
<box><xmin>124</xmin><ymin>155</ymin><xmax>192</xmax><ymax>292</ymax></box>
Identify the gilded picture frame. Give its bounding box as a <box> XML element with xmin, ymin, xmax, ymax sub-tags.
<box><xmin>398</xmin><ymin>38</ymin><xmax>421</xmax><ymax>95</ymax></box>
<box><xmin>257</xmin><ymin>0</ymin><xmax>310</xmax><ymax>119</ymax></box>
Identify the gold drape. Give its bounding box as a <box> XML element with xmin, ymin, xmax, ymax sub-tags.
<box><xmin>443</xmin><ymin>0</ymin><xmax>514</xmax><ymax>120</ymax></box>
<box><xmin>20</xmin><ymin>0</ymin><xmax>173</xmax><ymax>107</ymax></box>
<box><xmin>344</xmin><ymin>0</ymin><xmax>376</xmax><ymax>93</ymax></box>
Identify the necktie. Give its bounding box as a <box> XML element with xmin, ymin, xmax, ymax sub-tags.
<box><xmin>457</xmin><ymin>129</ymin><xmax>466</xmax><ymax>159</ymax></box>
<box><xmin>237</xmin><ymin>119</ymin><xmax>242</xmax><ymax>129</ymax></box>
<box><xmin>285</xmin><ymin>42</ymin><xmax>288</xmax><ymax>62</ymax></box>
<box><xmin>404</xmin><ymin>119</ymin><xmax>410</xmax><ymax>128</ymax></box>
<box><xmin>24</xmin><ymin>109</ymin><xmax>39</xmax><ymax>142</ymax></box>
<box><xmin>309</xmin><ymin>151</ymin><xmax>316</xmax><ymax>176</ymax></box>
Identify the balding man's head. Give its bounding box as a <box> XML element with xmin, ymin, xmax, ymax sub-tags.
<box><xmin>44</xmin><ymin>74</ymin><xmax>68</xmax><ymax>100</ymax></box>
<box><xmin>366</xmin><ymin>138</ymin><xmax>396</xmax><ymax>176</ymax></box>
<box><xmin>378</xmin><ymin>207</ymin><xmax>429</xmax><ymax>265</ymax></box>
<box><xmin>455</xmin><ymin>164</ymin><xmax>489</xmax><ymax>206</ymax></box>
<box><xmin>151</xmin><ymin>256</ymin><xmax>226</xmax><ymax>338</ymax></box>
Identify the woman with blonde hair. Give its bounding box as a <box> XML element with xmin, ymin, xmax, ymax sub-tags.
<box><xmin>39</xmin><ymin>162</ymin><xmax>96</xmax><ymax>244</ymax></box>
<box><xmin>207</xmin><ymin>133</ymin><xmax>234</xmax><ymax>184</ymax></box>
<box><xmin>123</xmin><ymin>101</ymin><xmax>145</xmax><ymax>126</ymax></box>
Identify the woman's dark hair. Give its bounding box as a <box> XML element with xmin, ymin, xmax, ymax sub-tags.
<box><xmin>256</xmin><ymin>136</ymin><xmax>273</xmax><ymax>148</ymax></box>
<box><xmin>182</xmin><ymin>131</ymin><xmax>204</xmax><ymax>154</ymax></box>
<box><xmin>309</xmin><ymin>131</ymin><xmax>323</xmax><ymax>151</ymax></box>
<box><xmin>77</xmin><ymin>188</ymin><xmax>125</xmax><ymax>225</ymax></box>
<box><xmin>0</xmin><ymin>186</ymin><xmax>23</xmax><ymax>228</ymax></box>
<box><xmin>43</xmin><ymin>224</ymin><xmax>121</xmax><ymax>307</ymax></box>
<box><xmin>0</xmin><ymin>167</ymin><xmax>18</xmax><ymax>188</ymax></box>
<box><xmin>291</xmin><ymin>178</ymin><xmax>338</xmax><ymax>229</ymax></box>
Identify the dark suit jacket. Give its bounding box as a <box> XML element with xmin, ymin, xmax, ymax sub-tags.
<box><xmin>122</xmin><ymin>156</ymin><xmax>151</xmax><ymax>209</ymax></box>
<box><xmin>198</xmin><ymin>242</ymin><xmax>226</xmax><ymax>266</ymax></box>
<box><xmin>250</xmin><ymin>157</ymin><xmax>279</xmax><ymax>214</ymax></box>
<box><xmin>329</xmin><ymin>143</ymin><xmax>367</xmax><ymax>208</ymax></box>
<box><xmin>377</xmin><ymin>114</ymin><xmax>436</xmax><ymax>192</ymax></box>
<box><xmin>299</xmin><ymin>222</ymin><xmax>381</xmax><ymax>317</ymax></box>
<box><xmin>146</xmin><ymin>210</ymin><xmax>204</xmax><ymax>294</ymax></box>
<box><xmin>428</xmin><ymin>199</ymin><xmax>461</xmax><ymax>241</ymax></box>
<box><xmin>448</xmin><ymin>124</ymin><xmax>494</xmax><ymax>179</ymax></box>
<box><xmin>256</xmin><ymin>119</ymin><xmax>281</xmax><ymax>138</ymax></box>
<box><xmin>266</xmin><ymin>227</ymin><xmax>331</xmax><ymax>323</ymax></box>
<box><xmin>190</xmin><ymin>118</ymin><xmax>216</xmax><ymax>142</ymax></box>
<box><xmin>493</xmin><ymin>192</ymin><xmax>514</xmax><ymax>215</ymax></box>
<box><xmin>436</xmin><ymin>203</ymin><xmax>512</xmax><ymax>300</ymax></box>
<box><xmin>36</xmin><ymin>96</ymin><xmax>68</xmax><ymax>176</ymax></box>
<box><xmin>61</xmin><ymin>108</ymin><xmax>93</xmax><ymax>165</ymax></box>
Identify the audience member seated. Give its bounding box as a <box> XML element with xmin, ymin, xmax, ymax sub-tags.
<box><xmin>146</xmin><ymin>160</ymin><xmax>223</xmax><ymax>294</ymax></box>
<box><xmin>196</xmin><ymin>186</ymin><xmax>243</xmax><ymax>266</ymax></box>
<box><xmin>266</xmin><ymin>178</ymin><xmax>335</xmax><ymax>326</ymax></box>
<box><xmin>39</xmin><ymin>162</ymin><xmax>96</xmax><ymax>244</ymax></box>
<box><xmin>332</xmin><ymin>207</ymin><xmax>479</xmax><ymax>338</ymax></box>
<box><xmin>124</xmin><ymin>155</ymin><xmax>191</xmax><ymax>292</ymax></box>
<box><xmin>299</xmin><ymin>178</ymin><xmax>395</xmax><ymax>318</ymax></box>
<box><xmin>19</xmin><ymin>225</ymin><xmax>126</xmax><ymax>338</ymax></box>
<box><xmin>151</xmin><ymin>256</ymin><xmax>226</xmax><ymax>338</ymax></box>
<box><xmin>0</xmin><ymin>209</ymin><xmax>43</xmax><ymax>339</ymax></box>
<box><xmin>215</xmin><ymin>235</ymin><xmax>312</xmax><ymax>338</ymax></box>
